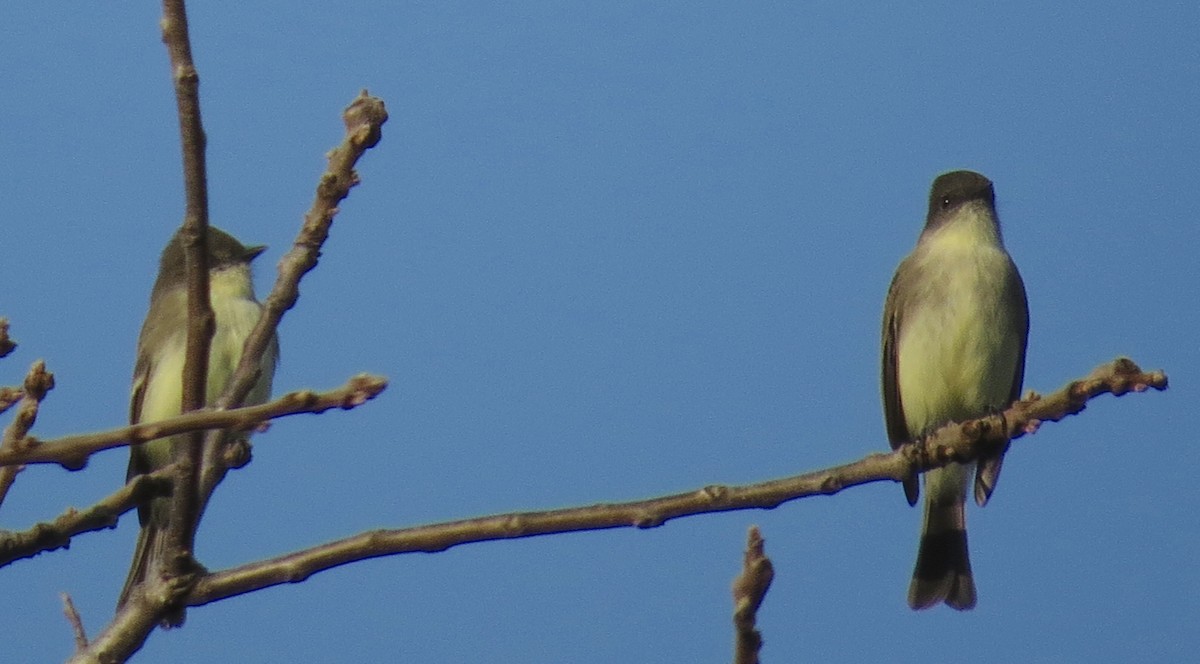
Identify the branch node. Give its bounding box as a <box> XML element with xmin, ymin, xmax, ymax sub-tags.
<box><xmin>343</xmin><ymin>90</ymin><xmax>389</xmax><ymax>149</ymax></box>
<box><xmin>633</xmin><ymin>512</ymin><xmax>662</xmax><ymax>529</ymax></box>
<box><xmin>222</xmin><ymin>438</ymin><xmax>253</xmax><ymax>469</ymax></box>
<box><xmin>0</xmin><ymin>318</ymin><xmax>17</xmax><ymax>358</ymax></box>
<box><xmin>818</xmin><ymin>474</ymin><xmax>843</xmax><ymax>494</ymax></box>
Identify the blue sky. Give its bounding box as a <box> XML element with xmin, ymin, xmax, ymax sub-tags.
<box><xmin>2</xmin><ymin>2</ymin><xmax>1196</xmax><ymax>662</ymax></box>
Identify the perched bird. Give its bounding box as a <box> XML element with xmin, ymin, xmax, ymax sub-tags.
<box><xmin>881</xmin><ymin>170</ymin><xmax>1029</xmax><ymax>610</ymax></box>
<box><xmin>118</xmin><ymin>226</ymin><xmax>278</xmax><ymax>608</ymax></box>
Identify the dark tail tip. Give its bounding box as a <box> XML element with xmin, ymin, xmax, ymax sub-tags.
<box><xmin>908</xmin><ymin>521</ymin><xmax>976</xmax><ymax>610</ymax></box>
<box><xmin>117</xmin><ymin>526</ymin><xmax>160</xmax><ymax>610</ymax></box>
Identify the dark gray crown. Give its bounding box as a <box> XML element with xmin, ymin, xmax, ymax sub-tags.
<box><xmin>927</xmin><ymin>170</ymin><xmax>995</xmax><ymax>221</ymax></box>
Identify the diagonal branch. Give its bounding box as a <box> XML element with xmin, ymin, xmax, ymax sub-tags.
<box><xmin>0</xmin><ymin>375</ymin><xmax>386</xmax><ymax>470</ymax></box>
<box><xmin>186</xmin><ymin>358</ymin><xmax>1166</xmax><ymax>606</ymax></box>
<box><xmin>0</xmin><ymin>386</ymin><xmax>22</xmax><ymax>416</ymax></box>
<box><xmin>0</xmin><ymin>467</ymin><xmax>175</xmax><ymax>568</ymax></box>
<box><xmin>69</xmin><ymin>593</ymin><xmax>164</xmax><ymax>664</ymax></box>
<box><xmin>197</xmin><ymin>90</ymin><xmax>389</xmax><ymax>510</ymax></box>
<box><xmin>62</xmin><ymin>593</ymin><xmax>89</xmax><ymax>652</ymax></box>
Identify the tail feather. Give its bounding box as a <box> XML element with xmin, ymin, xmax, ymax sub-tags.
<box><xmin>908</xmin><ymin>499</ymin><xmax>975</xmax><ymax>611</ymax></box>
<box><xmin>117</xmin><ymin>524</ymin><xmax>167</xmax><ymax>609</ymax></box>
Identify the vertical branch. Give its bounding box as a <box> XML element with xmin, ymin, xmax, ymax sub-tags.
<box><xmin>0</xmin><ymin>361</ymin><xmax>54</xmax><ymax>508</ymax></box>
<box><xmin>732</xmin><ymin>526</ymin><xmax>774</xmax><ymax>664</ymax></box>
<box><xmin>161</xmin><ymin>0</ymin><xmax>211</xmax><ymax>589</ymax></box>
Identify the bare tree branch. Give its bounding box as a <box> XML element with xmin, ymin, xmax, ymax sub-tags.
<box><xmin>80</xmin><ymin>1</ymin><xmax>389</xmax><ymax>649</ymax></box>
<box><xmin>213</xmin><ymin>91</ymin><xmax>388</xmax><ymax>415</ymax></box>
<box><xmin>0</xmin><ymin>468</ymin><xmax>175</xmax><ymax>568</ymax></box>
<box><xmin>61</xmin><ymin>593</ymin><xmax>89</xmax><ymax>652</ymax></box>
<box><xmin>0</xmin><ymin>386</ymin><xmax>22</xmax><ymax>416</ymax></box>
<box><xmin>0</xmin><ymin>318</ymin><xmax>16</xmax><ymax>358</ymax></box>
<box><xmin>197</xmin><ymin>89</ymin><xmax>388</xmax><ymax>518</ymax></box>
<box><xmin>733</xmin><ymin>526</ymin><xmax>773</xmax><ymax>664</ymax></box>
<box><xmin>0</xmin><ymin>361</ymin><xmax>54</xmax><ymax>508</ymax></box>
<box><xmin>0</xmin><ymin>375</ymin><xmax>387</xmax><ymax>470</ymax></box>
<box><xmin>185</xmin><ymin>358</ymin><xmax>1166</xmax><ymax>606</ymax></box>
<box><xmin>160</xmin><ymin>0</ymin><xmax>215</xmax><ymax>605</ymax></box>
<box><xmin>199</xmin><ymin>90</ymin><xmax>389</xmax><ymax>484</ymax></box>
<box><xmin>69</xmin><ymin>596</ymin><xmax>164</xmax><ymax>664</ymax></box>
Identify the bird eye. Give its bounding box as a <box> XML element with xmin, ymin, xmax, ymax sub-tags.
<box><xmin>940</xmin><ymin>196</ymin><xmax>953</xmax><ymax>210</ymax></box>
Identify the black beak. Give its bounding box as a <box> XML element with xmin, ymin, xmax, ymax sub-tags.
<box><xmin>244</xmin><ymin>244</ymin><xmax>268</xmax><ymax>261</ymax></box>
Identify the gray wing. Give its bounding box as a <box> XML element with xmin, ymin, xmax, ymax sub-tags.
<box><xmin>973</xmin><ymin>256</ymin><xmax>1030</xmax><ymax>506</ymax></box>
<box><xmin>125</xmin><ymin>290</ymin><xmax>188</xmax><ymax>520</ymax></box>
<box><xmin>126</xmin><ymin>355</ymin><xmax>151</xmax><ymax>470</ymax></box>
<box><xmin>882</xmin><ymin>258</ymin><xmax>920</xmax><ymax>506</ymax></box>
<box><xmin>1006</xmin><ymin>259</ymin><xmax>1030</xmax><ymax>404</ymax></box>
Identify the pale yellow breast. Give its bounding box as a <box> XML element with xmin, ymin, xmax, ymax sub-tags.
<box><xmin>895</xmin><ymin>222</ymin><xmax>1021</xmax><ymax>436</ymax></box>
<box><xmin>208</xmin><ymin>265</ymin><xmax>266</xmax><ymax>403</ymax></box>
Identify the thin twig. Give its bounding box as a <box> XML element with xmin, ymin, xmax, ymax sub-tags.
<box><xmin>61</xmin><ymin>593</ymin><xmax>89</xmax><ymax>651</ymax></box>
<box><xmin>733</xmin><ymin>526</ymin><xmax>774</xmax><ymax>664</ymax></box>
<box><xmin>68</xmin><ymin>596</ymin><xmax>163</xmax><ymax>664</ymax></box>
<box><xmin>0</xmin><ymin>386</ymin><xmax>22</xmax><ymax>415</ymax></box>
<box><xmin>0</xmin><ymin>375</ymin><xmax>387</xmax><ymax>470</ymax></box>
<box><xmin>0</xmin><ymin>318</ymin><xmax>16</xmax><ymax>358</ymax></box>
<box><xmin>187</xmin><ymin>358</ymin><xmax>1166</xmax><ymax>606</ymax></box>
<box><xmin>0</xmin><ymin>361</ymin><xmax>54</xmax><ymax>508</ymax></box>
